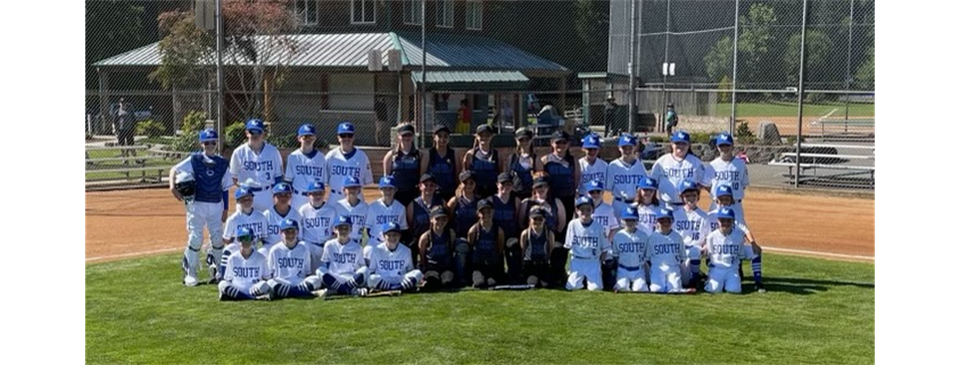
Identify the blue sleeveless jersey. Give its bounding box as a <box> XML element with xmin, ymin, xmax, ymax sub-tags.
<box><xmin>469</xmin><ymin>147</ymin><xmax>499</xmax><ymax>190</ymax></box>
<box><xmin>524</xmin><ymin>229</ymin><xmax>549</xmax><ymax>262</ymax></box>
<box><xmin>425</xmin><ymin>230</ymin><xmax>453</xmax><ymax>267</ymax></box>
<box><xmin>508</xmin><ymin>152</ymin><xmax>535</xmax><ymax>196</ymax></box>
<box><xmin>411</xmin><ymin>196</ymin><xmax>443</xmax><ymax>240</ymax></box>
<box><xmin>390</xmin><ymin>149</ymin><xmax>421</xmax><ymax>193</ymax></box>
<box><xmin>544</xmin><ymin>154</ymin><xmax>576</xmax><ymax>198</ymax></box>
<box><xmin>453</xmin><ymin>196</ymin><xmax>478</xmax><ymax>238</ymax></box>
<box><xmin>473</xmin><ymin>224</ymin><xmax>500</xmax><ymax>263</ymax></box>
<box><xmin>427</xmin><ymin>148</ymin><xmax>457</xmax><ymax>197</ymax></box>
<box><xmin>191</xmin><ymin>153</ymin><xmax>228</xmax><ymax>203</ymax></box>
<box><xmin>492</xmin><ymin>195</ymin><xmax>518</xmax><ymax>239</ymax></box>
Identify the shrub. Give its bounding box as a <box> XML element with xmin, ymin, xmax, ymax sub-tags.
<box><xmin>136</xmin><ymin>119</ymin><xmax>166</xmax><ymax>139</ymax></box>
<box><xmin>180</xmin><ymin>110</ymin><xmax>208</xmax><ymax>135</ymax></box>
<box><xmin>224</xmin><ymin>121</ymin><xmax>247</xmax><ymax>149</ymax></box>
<box><xmin>266</xmin><ymin>133</ymin><xmax>300</xmax><ymax>150</ymax></box>
<box><xmin>735</xmin><ymin>121</ymin><xmax>758</xmax><ymax>145</ymax></box>
<box><xmin>648</xmin><ymin>135</ymin><xmax>669</xmax><ymax>143</ymax></box>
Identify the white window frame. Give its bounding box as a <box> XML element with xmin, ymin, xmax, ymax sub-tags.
<box><xmin>351</xmin><ymin>0</ymin><xmax>376</xmax><ymax>25</ymax></box>
<box><xmin>466</xmin><ymin>0</ymin><xmax>482</xmax><ymax>31</ymax></box>
<box><xmin>436</xmin><ymin>0</ymin><xmax>454</xmax><ymax>28</ymax></box>
<box><xmin>296</xmin><ymin>0</ymin><xmax>318</xmax><ymax>26</ymax></box>
<box><xmin>404</xmin><ymin>0</ymin><xmax>423</xmax><ymax>25</ymax></box>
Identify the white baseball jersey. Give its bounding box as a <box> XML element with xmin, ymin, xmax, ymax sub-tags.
<box><xmin>318</xmin><ymin>239</ymin><xmax>365</xmax><ymax>276</ymax></box>
<box><xmin>335</xmin><ymin>199</ymin><xmax>370</xmax><ymax>242</ymax></box>
<box><xmin>366</xmin><ymin>199</ymin><xmax>409</xmax><ymax>241</ymax></box>
<box><xmin>299</xmin><ymin>202</ymin><xmax>337</xmax><ymax>244</ymax></box>
<box><xmin>285</xmin><ymin>149</ymin><xmax>328</xmax><ymax>193</ymax></box>
<box><xmin>605</xmin><ymin>158</ymin><xmax>648</xmax><ymax>202</ymax></box>
<box><xmin>578</xmin><ymin>157</ymin><xmax>609</xmax><ymax>195</ymax></box>
<box><xmin>705</xmin><ymin>227</ymin><xmax>749</xmax><ymax>268</ymax></box>
<box><xmin>266</xmin><ymin>242</ymin><xmax>312</xmax><ymax>283</ymax></box>
<box><xmin>564</xmin><ymin>219</ymin><xmax>612</xmax><ymax>260</ymax></box>
<box><xmin>612</xmin><ymin>228</ymin><xmax>649</xmax><ymax>268</ymax></box>
<box><xmin>324</xmin><ymin>147</ymin><xmax>374</xmax><ymax>200</ymax></box>
<box><xmin>229</xmin><ymin>142</ymin><xmax>283</xmax><ymax>188</ymax></box>
<box><xmin>706</xmin><ymin>207</ymin><xmax>752</xmax><ymax>234</ymax></box>
<box><xmin>262</xmin><ymin>206</ymin><xmax>303</xmax><ymax>249</ymax></box>
<box><xmin>631</xmin><ymin>202</ymin><xmax>663</xmax><ymax>236</ymax></box>
<box><xmin>649</xmin><ymin>154</ymin><xmax>710</xmax><ymax>205</ymax></box>
<box><xmin>707</xmin><ymin>157</ymin><xmax>750</xmax><ymax>200</ymax></box>
<box><xmin>223</xmin><ymin>210</ymin><xmax>268</xmax><ymax>244</ymax></box>
<box><xmin>644</xmin><ymin>229</ymin><xmax>687</xmax><ymax>269</ymax></box>
<box><xmin>672</xmin><ymin>207</ymin><xmax>710</xmax><ymax>248</ymax></box>
<box><xmin>173</xmin><ymin>155</ymin><xmax>233</xmax><ymax>191</ymax></box>
<box><xmin>223</xmin><ymin>250</ymin><xmax>270</xmax><ymax>291</ymax></box>
<box><xmin>584</xmin><ymin>202</ymin><xmax>620</xmax><ymax>237</ymax></box>
<box><xmin>367</xmin><ymin>243</ymin><xmax>415</xmax><ymax>281</ymax></box>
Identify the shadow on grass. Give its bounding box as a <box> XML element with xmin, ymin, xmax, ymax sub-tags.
<box><xmin>758</xmin><ymin>276</ymin><xmax>874</xmax><ymax>295</ymax></box>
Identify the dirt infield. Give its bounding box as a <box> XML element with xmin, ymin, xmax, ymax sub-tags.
<box><xmin>86</xmin><ymin>187</ymin><xmax>873</xmax><ymax>263</ymax></box>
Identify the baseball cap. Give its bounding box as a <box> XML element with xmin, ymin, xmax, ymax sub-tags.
<box><xmin>398</xmin><ymin>123</ymin><xmax>415</xmax><ymax>136</ymax></box>
<box><xmin>717</xmin><ymin>207</ymin><xmax>736</xmax><ymax>220</ymax></box>
<box><xmin>636</xmin><ymin>177</ymin><xmax>658</xmax><ymax>190</ymax></box>
<box><xmin>551</xmin><ymin>130</ymin><xmax>570</xmax><ymax>142</ymax></box>
<box><xmin>334</xmin><ymin>216</ymin><xmax>352</xmax><ymax>228</ymax></box>
<box><xmin>576</xmin><ymin>196</ymin><xmax>594</xmax><ymax>209</ymax></box>
<box><xmin>667</xmin><ymin>103</ymin><xmax>675</xmax><ymax>108</ymax></box>
<box><xmin>477</xmin><ymin>198</ymin><xmax>494</xmax><ymax>211</ymax></box>
<box><xmin>459</xmin><ymin>170</ymin><xmax>476</xmax><ymax>182</ymax></box>
<box><xmin>306</xmin><ymin>181</ymin><xmax>325</xmax><ymax>193</ymax></box>
<box><xmin>378</xmin><ymin>176</ymin><xmax>397</xmax><ymax>189</ymax></box>
<box><xmin>678</xmin><ymin>180</ymin><xmax>699</xmax><ymax>194</ymax></box>
<box><xmin>497</xmin><ymin>172</ymin><xmax>514</xmax><ymax>184</ymax></box>
<box><xmin>236</xmin><ymin>227</ymin><xmax>254</xmax><ymax>241</ymax></box>
<box><xmin>272</xmin><ymin>182</ymin><xmax>293</xmax><ymax>195</ymax></box>
<box><xmin>586</xmin><ymin>180</ymin><xmax>603</xmax><ymax>192</ymax></box>
<box><xmin>716</xmin><ymin>184</ymin><xmax>734</xmax><ymax>198</ymax></box>
<box><xmin>618</xmin><ymin>134</ymin><xmax>638</xmax><ymax>147</ymax></box>
<box><xmin>342</xmin><ymin>176</ymin><xmax>362</xmax><ymax>188</ymax></box>
<box><xmin>581</xmin><ymin>134</ymin><xmax>601</xmax><ymax>149</ymax></box>
<box><xmin>382</xmin><ymin>222</ymin><xmax>401</xmax><ymax>234</ymax></box>
<box><xmin>199</xmin><ymin>128</ymin><xmax>218</xmax><ymax>142</ymax></box>
<box><xmin>433</xmin><ymin>124</ymin><xmax>451</xmax><ymax>135</ymax></box>
<box><xmin>429</xmin><ymin>206</ymin><xmax>448</xmax><ymax>219</ymax></box>
<box><xmin>280</xmin><ymin>218</ymin><xmax>299</xmax><ymax>231</ymax></box>
<box><xmin>420</xmin><ymin>173</ymin><xmax>438</xmax><ymax>184</ymax></box>
<box><xmin>655</xmin><ymin>208</ymin><xmax>674</xmax><ymax>220</ymax></box>
<box><xmin>515</xmin><ymin>127</ymin><xmax>533</xmax><ymax>139</ymax></box>
<box><xmin>245</xmin><ymin>118</ymin><xmax>265</xmax><ymax>133</ymax></box>
<box><xmin>715</xmin><ymin>133</ymin><xmax>734</xmax><ymax>146</ymax></box>
<box><xmin>337</xmin><ymin>121</ymin><xmax>356</xmax><ymax>135</ymax></box>
<box><xmin>670</xmin><ymin>131</ymin><xmax>690</xmax><ymax>143</ymax></box>
<box><xmin>621</xmin><ymin>207</ymin><xmax>640</xmax><ymax>220</ymax></box>
<box><xmin>529</xmin><ymin>206</ymin><xmax>547</xmax><ymax>219</ymax></box>
<box><xmin>532</xmin><ymin>176</ymin><xmax>549</xmax><ymax>188</ymax></box>
<box><xmin>298</xmin><ymin>124</ymin><xmax>317</xmax><ymax>137</ymax></box>
<box><xmin>476</xmin><ymin>124</ymin><xmax>494</xmax><ymax>135</ymax></box>
<box><xmin>235</xmin><ymin>187</ymin><xmax>253</xmax><ymax>199</ymax></box>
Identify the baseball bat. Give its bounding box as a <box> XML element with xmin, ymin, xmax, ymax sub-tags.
<box><xmin>488</xmin><ymin>284</ymin><xmax>536</xmax><ymax>291</ymax></box>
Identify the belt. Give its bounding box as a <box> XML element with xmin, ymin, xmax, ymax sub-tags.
<box><xmin>248</xmin><ymin>184</ymin><xmax>274</xmax><ymax>193</ymax></box>
<box><xmin>294</xmin><ymin>189</ymin><xmax>311</xmax><ymax>197</ymax></box>
<box><xmin>572</xmin><ymin>255</ymin><xmax>597</xmax><ymax>260</ymax></box>
<box><xmin>669</xmin><ymin>202</ymin><xmax>684</xmax><ymax>206</ymax></box>
<box><xmin>614</xmin><ymin>197</ymin><xmax>634</xmax><ymax>203</ymax></box>
<box><xmin>308</xmin><ymin>241</ymin><xmax>324</xmax><ymax>248</ymax></box>
<box><xmin>618</xmin><ymin>264</ymin><xmax>641</xmax><ymax>271</ymax></box>
<box><xmin>329</xmin><ymin>189</ymin><xmax>343</xmax><ymax>195</ymax></box>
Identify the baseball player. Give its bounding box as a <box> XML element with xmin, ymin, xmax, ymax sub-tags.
<box><xmin>365</xmin><ymin>176</ymin><xmax>409</xmax><ymax>245</ymax></box>
<box><xmin>383</xmin><ymin>123</ymin><xmax>421</xmax><ymax>206</ymax></box>
<box><xmin>260</xmin><ymin>182</ymin><xmax>303</xmax><ymax>256</ymax></box>
<box><xmin>672</xmin><ymin>180</ymin><xmax>711</xmax><ymax>288</ymax></box>
<box><xmin>631</xmin><ymin>177</ymin><xmax>662</xmax><ymax>236</ymax></box>
<box><xmin>325</xmin><ymin>121</ymin><xmax>374</xmax><ymax>203</ymax></box>
<box><xmin>583</xmin><ymin>180</ymin><xmax>620</xmax><ymax>240</ymax></box>
<box><xmin>406</xmin><ymin>174</ymin><xmax>445</xmax><ymax>266</ymax></box>
<box><xmin>284</xmin><ymin>124</ymin><xmax>327</xmax><ymax>210</ymax></box>
<box><xmin>519</xmin><ymin>206</ymin><xmax>555</xmax><ymax>287</ymax></box>
<box><xmin>418</xmin><ymin>207</ymin><xmax>459</xmax><ymax>290</ymax></box>
<box><xmin>644</xmin><ymin>208</ymin><xmax>688</xmax><ymax>293</ymax></box>
<box><xmin>649</xmin><ymin>131</ymin><xmax>710</xmax><ymax>210</ymax></box>
<box><xmin>169</xmin><ymin>128</ymin><xmax>231</xmax><ymax>286</ymax></box>
<box><xmin>318</xmin><ymin>216</ymin><xmax>369</xmax><ymax>297</ymax></box>
<box><xmin>707</xmin><ymin>184</ymin><xmax>765</xmax><ymax>292</ymax></box>
<box><xmin>564</xmin><ymin>196</ymin><xmax>613</xmax><ymax>291</ymax></box>
<box><xmin>447</xmin><ymin>170</ymin><xmax>479</xmax><ymax>239</ymax></box>
<box><xmin>518</xmin><ymin>176</ymin><xmax>568</xmax><ymax>287</ymax></box>
<box><xmin>218</xmin><ymin>226</ymin><xmax>273</xmax><ymax>301</ymax></box>
<box><xmin>540</xmin><ymin>130</ymin><xmax>581</xmax><ymax>231</ymax></box>
<box><xmin>468</xmin><ymin>198</ymin><xmax>506</xmax><ymax>288</ymax></box>
<box><xmin>492</xmin><ymin>172</ymin><xmax>523</xmax><ymax>283</ymax></box>
<box><xmin>578</xmin><ymin>134</ymin><xmax>608</xmax><ymax>196</ymax></box>
<box><xmin>366</xmin><ymin>222</ymin><xmax>424</xmax><ymax>292</ymax></box>
<box><xmin>462</xmin><ymin>124</ymin><xmax>501</xmax><ymax>199</ymax></box>
<box><xmin>704</xmin><ymin>207</ymin><xmax>753</xmax><ymax>294</ymax></box>
<box><xmin>265</xmin><ymin>219</ymin><xmax>324</xmax><ymax>299</ymax></box>
<box><xmin>706</xmin><ymin>132</ymin><xmax>750</xmax><ymax>220</ymax></box>
<box><xmin>222</xmin><ymin>186</ymin><xmax>268</xmax><ymax>256</ymax></box>
<box><xmin>505</xmin><ymin>127</ymin><xmax>538</xmax><ymax>201</ymax></box>
<box><xmin>420</xmin><ymin>124</ymin><xmax>460</xmax><ymax>202</ymax></box>
<box><xmin>229</xmin><ymin>118</ymin><xmax>283</xmax><ymax>212</ymax></box>
<box><xmin>298</xmin><ymin>181</ymin><xmax>337</xmax><ymax>273</ymax></box>
<box><xmin>612</xmin><ymin>206</ymin><xmax>649</xmax><ymax>292</ymax></box>
<box><xmin>606</xmin><ymin>134</ymin><xmax>648</xmax><ymax>219</ymax></box>
<box><xmin>334</xmin><ymin>176</ymin><xmax>369</xmax><ymax>244</ymax></box>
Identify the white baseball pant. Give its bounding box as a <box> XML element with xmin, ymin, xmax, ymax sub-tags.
<box><xmin>615</xmin><ymin>266</ymin><xmax>649</xmax><ymax>292</ymax></box>
<box><xmin>184</xmin><ymin>201</ymin><xmax>224</xmax><ymax>279</ymax></box>
<box><xmin>705</xmin><ymin>266</ymin><xmax>742</xmax><ymax>293</ymax></box>
<box><xmin>649</xmin><ymin>264</ymin><xmax>682</xmax><ymax>293</ymax></box>
<box><xmin>369</xmin><ymin>270</ymin><xmax>424</xmax><ymax>290</ymax></box>
<box><xmin>566</xmin><ymin>257</ymin><xmax>602</xmax><ymax>291</ymax></box>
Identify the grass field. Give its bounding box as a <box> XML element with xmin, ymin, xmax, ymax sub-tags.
<box><xmin>716</xmin><ymin>101</ymin><xmax>875</xmax><ymax>118</ymax></box>
<box><xmin>86</xmin><ymin>253</ymin><xmax>874</xmax><ymax>364</ymax></box>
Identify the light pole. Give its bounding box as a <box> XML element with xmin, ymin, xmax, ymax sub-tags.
<box><xmin>795</xmin><ymin>0</ymin><xmax>809</xmax><ymax>188</ymax></box>
<box><xmin>419</xmin><ymin>0</ymin><xmax>427</xmax><ymax>149</ymax></box>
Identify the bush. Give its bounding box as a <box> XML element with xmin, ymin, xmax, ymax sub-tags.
<box><xmin>180</xmin><ymin>111</ymin><xmax>208</xmax><ymax>135</ymax></box>
<box><xmin>689</xmin><ymin>132</ymin><xmax>712</xmax><ymax>144</ymax></box>
<box><xmin>224</xmin><ymin>121</ymin><xmax>247</xmax><ymax>149</ymax></box>
<box><xmin>136</xmin><ymin>119</ymin><xmax>166</xmax><ymax>139</ymax></box>
<box><xmin>735</xmin><ymin>121</ymin><xmax>758</xmax><ymax>145</ymax></box>
<box><xmin>648</xmin><ymin>135</ymin><xmax>669</xmax><ymax>143</ymax></box>
<box><xmin>266</xmin><ymin>133</ymin><xmax>300</xmax><ymax>150</ymax></box>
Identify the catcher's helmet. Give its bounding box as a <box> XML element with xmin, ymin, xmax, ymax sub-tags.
<box><xmin>175</xmin><ymin>171</ymin><xmax>197</xmax><ymax>198</ymax></box>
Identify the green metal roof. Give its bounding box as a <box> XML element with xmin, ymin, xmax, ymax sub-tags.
<box><xmin>410</xmin><ymin>71</ymin><xmax>529</xmax><ymax>91</ymax></box>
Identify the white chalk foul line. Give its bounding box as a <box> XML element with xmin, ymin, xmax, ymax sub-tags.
<box><xmin>86</xmin><ymin>247</ymin><xmax>180</xmax><ymax>262</ymax></box>
<box><xmin>763</xmin><ymin>246</ymin><xmax>874</xmax><ymax>261</ymax></box>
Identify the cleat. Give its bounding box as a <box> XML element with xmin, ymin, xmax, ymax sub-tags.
<box><xmin>755</xmin><ymin>283</ymin><xmax>766</xmax><ymax>293</ymax></box>
<box><xmin>183</xmin><ymin>275</ymin><xmax>199</xmax><ymax>287</ymax></box>
<box><xmin>354</xmin><ymin>288</ymin><xmax>369</xmax><ymax>297</ymax></box>
<box><xmin>218</xmin><ymin>292</ymin><xmax>226</xmax><ymax>301</ymax></box>
<box><xmin>207</xmin><ymin>265</ymin><xmax>218</xmax><ymax>281</ymax></box>
<box><xmin>255</xmin><ymin>293</ymin><xmax>273</xmax><ymax>301</ymax></box>
<box><xmin>312</xmin><ymin>289</ymin><xmax>328</xmax><ymax>300</ymax></box>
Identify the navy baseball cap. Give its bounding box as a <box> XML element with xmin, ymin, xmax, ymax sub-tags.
<box><xmin>576</xmin><ymin>196</ymin><xmax>594</xmax><ymax>209</ymax></box>
<box><xmin>459</xmin><ymin>170</ymin><xmax>476</xmax><ymax>182</ymax></box>
<box><xmin>334</xmin><ymin>216</ymin><xmax>352</xmax><ymax>228</ymax></box>
<box><xmin>272</xmin><ymin>182</ymin><xmax>293</xmax><ymax>195</ymax></box>
<box><xmin>199</xmin><ymin>128</ymin><xmax>218</xmax><ymax>142</ymax></box>
<box><xmin>398</xmin><ymin>123</ymin><xmax>415</xmax><ymax>136</ymax></box>
<box><xmin>420</xmin><ymin>173</ymin><xmax>438</xmax><ymax>184</ymax></box>
<box><xmin>529</xmin><ymin>206</ymin><xmax>547</xmax><ymax>218</ymax></box>
<box><xmin>716</xmin><ymin>185</ymin><xmax>734</xmax><ymax>198</ymax></box>
<box><xmin>637</xmin><ymin>177</ymin><xmax>658</xmax><ymax>190</ymax></box>
<box><xmin>429</xmin><ymin>206</ymin><xmax>447</xmax><ymax>219</ymax></box>
<box><xmin>306</xmin><ymin>181</ymin><xmax>325</xmax><ymax>193</ymax></box>
<box><xmin>618</xmin><ymin>134</ymin><xmax>638</xmax><ymax>147</ymax></box>
<box><xmin>655</xmin><ymin>208</ymin><xmax>674</xmax><ymax>220</ymax></box>
<box><xmin>497</xmin><ymin>172</ymin><xmax>513</xmax><ymax>184</ymax></box>
<box><xmin>532</xmin><ymin>176</ymin><xmax>549</xmax><ymax>188</ymax></box>
<box><xmin>715</xmin><ymin>133</ymin><xmax>734</xmax><ymax>146</ymax></box>
<box><xmin>581</xmin><ymin>134</ymin><xmax>601</xmax><ymax>149</ymax></box>
<box><xmin>337</xmin><ymin>121</ymin><xmax>356</xmax><ymax>135</ymax></box>
<box><xmin>678</xmin><ymin>180</ymin><xmax>699</xmax><ymax>194</ymax></box>
<box><xmin>245</xmin><ymin>118</ymin><xmax>265</xmax><ymax>132</ymax></box>
<box><xmin>515</xmin><ymin>127</ymin><xmax>533</xmax><ymax>139</ymax></box>
<box><xmin>280</xmin><ymin>218</ymin><xmax>299</xmax><ymax>231</ymax></box>
<box><xmin>717</xmin><ymin>207</ymin><xmax>736</xmax><ymax>220</ymax></box>
<box><xmin>236</xmin><ymin>227</ymin><xmax>254</xmax><ymax>241</ymax></box>
<box><xmin>586</xmin><ymin>180</ymin><xmax>603</xmax><ymax>192</ymax></box>
<box><xmin>476</xmin><ymin>124</ymin><xmax>495</xmax><ymax>135</ymax></box>
<box><xmin>298</xmin><ymin>124</ymin><xmax>316</xmax><ymax>137</ymax></box>
<box><xmin>621</xmin><ymin>207</ymin><xmax>640</xmax><ymax>220</ymax></box>
<box><xmin>382</xmin><ymin>222</ymin><xmax>401</xmax><ymax>234</ymax></box>
<box><xmin>378</xmin><ymin>176</ymin><xmax>397</xmax><ymax>189</ymax></box>
<box><xmin>432</xmin><ymin>124</ymin><xmax>451</xmax><ymax>134</ymax></box>
<box><xmin>670</xmin><ymin>131</ymin><xmax>690</xmax><ymax>143</ymax></box>
<box><xmin>342</xmin><ymin>176</ymin><xmax>362</xmax><ymax>188</ymax></box>
<box><xmin>551</xmin><ymin>130</ymin><xmax>570</xmax><ymax>142</ymax></box>
<box><xmin>477</xmin><ymin>198</ymin><xmax>494</xmax><ymax>211</ymax></box>
<box><xmin>235</xmin><ymin>187</ymin><xmax>254</xmax><ymax>199</ymax></box>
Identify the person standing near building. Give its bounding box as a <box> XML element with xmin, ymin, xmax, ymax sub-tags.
<box><xmin>114</xmin><ymin>98</ymin><xmax>138</xmax><ymax>161</ymax></box>
<box><xmin>604</xmin><ymin>96</ymin><xmax>618</xmax><ymax>137</ymax></box>
<box><xmin>665</xmin><ymin>103</ymin><xmax>679</xmax><ymax>135</ymax></box>
<box><xmin>375</xmin><ymin>95</ymin><xmax>390</xmax><ymax>145</ymax></box>
<box><xmin>456</xmin><ymin>99</ymin><xmax>471</xmax><ymax>135</ymax></box>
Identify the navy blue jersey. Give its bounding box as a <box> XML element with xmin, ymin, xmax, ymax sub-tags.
<box><xmin>524</xmin><ymin>198</ymin><xmax>560</xmax><ymax>235</ymax></box>
<box><xmin>425</xmin><ymin>229</ymin><xmax>454</xmax><ymax>268</ymax></box>
<box><xmin>508</xmin><ymin>152</ymin><xmax>535</xmax><ymax>197</ymax></box>
<box><xmin>410</xmin><ymin>195</ymin><xmax>443</xmax><ymax>241</ymax></box>
<box><xmin>524</xmin><ymin>228</ymin><xmax>549</xmax><ymax>262</ymax></box>
<box><xmin>492</xmin><ymin>195</ymin><xmax>519</xmax><ymax>239</ymax></box>
<box><xmin>544</xmin><ymin>154</ymin><xmax>577</xmax><ymax>198</ymax></box>
<box><xmin>469</xmin><ymin>147</ymin><xmax>499</xmax><ymax>196</ymax></box>
<box><xmin>427</xmin><ymin>147</ymin><xmax>457</xmax><ymax>198</ymax></box>
<box><xmin>453</xmin><ymin>195</ymin><xmax>478</xmax><ymax>238</ymax></box>
<box><xmin>191</xmin><ymin>153</ymin><xmax>229</xmax><ymax>203</ymax></box>
<box><xmin>390</xmin><ymin>149</ymin><xmax>421</xmax><ymax>193</ymax></box>
<box><xmin>473</xmin><ymin>223</ymin><xmax>500</xmax><ymax>263</ymax></box>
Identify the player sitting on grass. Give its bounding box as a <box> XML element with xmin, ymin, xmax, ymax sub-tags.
<box><xmin>704</xmin><ymin>208</ymin><xmax>754</xmax><ymax>294</ymax></box>
<box><xmin>645</xmin><ymin>208</ymin><xmax>690</xmax><ymax>293</ymax></box>
<box><xmin>218</xmin><ymin>227</ymin><xmax>273</xmax><ymax>301</ymax></box>
<box><xmin>673</xmin><ymin>180</ymin><xmax>711</xmax><ymax>289</ymax></box>
<box><xmin>519</xmin><ymin>206</ymin><xmax>555</xmax><ymax>288</ymax></box>
<box><xmin>468</xmin><ymin>199</ymin><xmax>506</xmax><ymax>288</ymax></box>
<box><xmin>367</xmin><ymin>222</ymin><xmax>423</xmax><ymax>292</ymax></box>
<box><xmin>317</xmin><ymin>216</ymin><xmax>369</xmax><ymax>298</ymax></box>
<box><xmin>708</xmin><ymin>184</ymin><xmax>765</xmax><ymax>292</ymax></box>
<box><xmin>265</xmin><ymin>219</ymin><xmax>324</xmax><ymax>299</ymax></box>
<box><xmin>418</xmin><ymin>207</ymin><xmax>458</xmax><ymax>290</ymax></box>
<box><xmin>564</xmin><ymin>196</ymin><xmax>613</xmax><ymax>291</ymax></box>
<box><xmin>613</xmin><ymin>207</ymin><xmax>649</xmax><ymax>293</ymax></box>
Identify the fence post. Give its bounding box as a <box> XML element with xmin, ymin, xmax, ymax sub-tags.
<box><xmin>794</xmin><ymin>0</ymin><xmax>809</xmax><ymax>188</ymax></box>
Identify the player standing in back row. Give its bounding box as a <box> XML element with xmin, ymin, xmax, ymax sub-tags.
<box><xmin>383</xmin><ymin>123</ymin><xmax>421</xmax><ymax>206</ymax></box>
<box><xmin>578</xmin><ymin>134</ymin><xmax>607</xmax><ymax>197</ymax></box>
<box><xmin>229</xmin><ymin>119</ymin><xmax>283</xmax><ymax>212</ymax></box>
<box><xmin>285</xmin><ymin>124</ymin><xmax>327</xmax><ymax>210</ymax></box>
<box><xmin>705</xmin><ymin>132</ymin><xmax>750</xmax><ymax>221</ymax></box>
<box><xmin>649</xmin><ymin>131</ymin><xmax>710</xmax><ymax>210</ymax></box>
<box><xmin>606</xmin><ymin>134</ymin><xmax>648</xmax><ymax>219</ymax></box>
<box><xmin>325</xmin><ymin>121</ymin><xmax>374</xmax><ymax>203</ymax></box>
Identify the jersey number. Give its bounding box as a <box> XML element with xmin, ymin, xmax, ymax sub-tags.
<box><xmin>732</xmin><ymin>182</ymin><xmax>739</xmax><ymax>190</ymax></box>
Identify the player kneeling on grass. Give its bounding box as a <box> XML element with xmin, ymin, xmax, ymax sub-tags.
<box><xmin>468</xmin><ymin>199</ymin><xmax>506</xmax><ymax>288</ymax></box>
<box><xmin>219</xmin><ymin>227</ymin><xmax>273</xmax><ymax>301</ymax></box>
<box><xmin>218</xmin><ymin>187</ymin><xmax>268</xmax><ymax>281</ymax></box>
<box><xmin>367</xmin><ymin>222</ymin><xmax>423</xmax><ymax>292</ymax></box>
<box><xmin>613</xmin><ymin>207</ymin><xmax>649</xmax><ymax>292</ymax></box>
<box><xmin>316</xmin><ymin>216</ymin><xmax>369</xmax><ymax>298</ymax></box>
<box><xmin>418</xmin><ymin>207</ymin><xmax>460</xmax><ymax>290</ymax></box>
<box><xmin>520</xmin><ymin>206</ymin><xmax>555</xmax><ymax>287</ymax></box>
<box><xmin>644</xmin><ymin>208</ymin><xmax>689</xmax><ymax>293</ymax></box>
<box><xmin>709</xmin><ymin>184</ymin><xmax>765</xmax><ymax>292</ymax></box>
<box><xmin>564</xmin><ymin>196</ymin><xmax>613</xmax><ymax>291</ymax></box>
<box><xmin>704</xmin><ymin>208</ymin><xmax>755</xmax><ymax>294</ymax></box>
<box><xmin>265</xmin><ymin>219</ymin><xmax>324</xmax><ymax>299</ymax></box>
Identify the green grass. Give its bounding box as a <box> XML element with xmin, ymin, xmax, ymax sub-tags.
<box><xmin>716</xmin><ymin>101</ymin><xmax>875</xmax><ymax>118</ymax></box>
<box><xmin>87</xmin><ymin>254</ymin><xmax>874</xmax><ymax>364</ymax></box>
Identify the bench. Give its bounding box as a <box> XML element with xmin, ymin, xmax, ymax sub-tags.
<box><xmin>85</xmin><ymin>155</ymin><xmax>168</xmax><ymax>164</ymax></box>
<box><xmin>771</xmin><ymin>145</ymin><xmax>875</xmax><ymax>188</ymax></box>
<box><xmin>813</xmin><ymin>118</ymin><xmax>875</xmax><ymax>135</ymax></box>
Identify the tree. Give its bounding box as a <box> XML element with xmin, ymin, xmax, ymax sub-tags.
<box><xmin>854</xmin><ymin>45</ymin><xmax>874</xmax><ymax>90</ymax></box>
<box><xmin>149</xmin><ymin>11</ymin><xmax>214</xmax><ymax>90</ymax></box>
<box><xmin>572</xmin><ymin>0</ymin><xmax>609</xmax><ymax>72</ymax></box>
<box><xmin>783</xmin><ymin>30</ymin><xmax>835</xmax><ymax>85</ymax></box>
<box><xmin>86</xmin><ymin>1</ymin><xmax>146</xmax><ymax>90</ymax></box>
<box><xmin>702</xmin><ymin>3</ymin><xmax>777</xmax><ymax>87</ymax></box>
